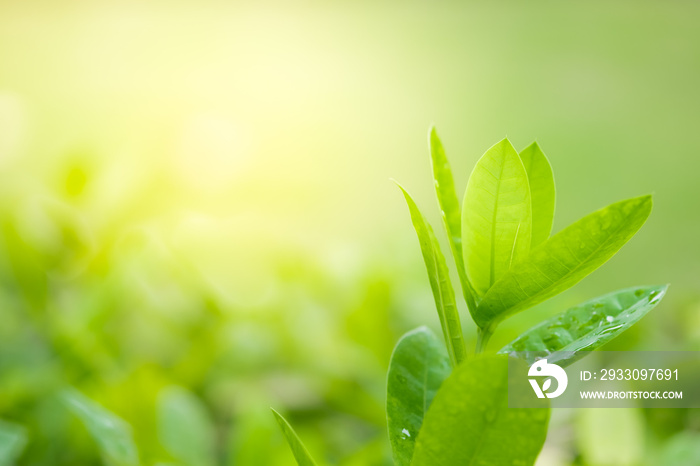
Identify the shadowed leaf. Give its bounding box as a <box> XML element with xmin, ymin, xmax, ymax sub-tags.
<box><xmin>500</xmin><ymin>285</ymin><xmax>668</xmax><ymax>367</ymax></box>
<box><xmin>386</xmin><ymin>327</ymin><xmax>450</xmax><ymax>466</ymax></box>
<box><xmin>412</xmin><ymin>354</ymin><xmax>549</xmax><ymax>466</ymax></box>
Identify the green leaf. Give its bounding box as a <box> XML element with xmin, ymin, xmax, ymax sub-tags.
<box><xmin>270</xmin><ymin>409</ymin><xmax>318</xmax><ymax>466</ymax></box>
<box><xmin>519</xmin><ymin>142</ymin><xmax>555</xmax><ymax>247</ymax></box>
<box><xmin>0</xmin><ymin>419</ymin><xmax>27</xmax><ymax>466</ymax></box>
<box><xmin>396</xmin><ymin>183</ymin><xmax>467</xmax><ymax>366</ymax></box>
<box><xmin>157</xmin><ymin>386</ymin><xmax>216</xmax><ymax>466</ymax></box>
<box><xmin>386</xmin><ymin>327</ymin><xmax>450</xmax><ymax>466</ymax></box>
<box><xmin>428</xmin><ymin>127</ymin><xmax>477</xmax><ymax>313</ymax></box>
<box><xmin>462</xmin><ymin>138</ymin><xmax>532</xmax><ymax>299</ymax></box>
<box><xmin>475</xmin><ymin>195</ymin><xmax>652</xmax><ymax>330</ymax></box>
<box><xmin>62</xmin><ymin>389</ymin><xmax>139</xmax><ymax>466</ymax></box>
<box><xmin>411</xmin><ymin>354</ymin><xmax>549</xmax><ymax>466</ymax></box>
<box><xmin>500</xmin><ymin>285</ymin><xmax>668</xmax><ymax>367</ymax></box>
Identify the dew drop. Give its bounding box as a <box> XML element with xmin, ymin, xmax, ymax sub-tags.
<box><xmin>606</xmin><ymin>316</ymin><xmax>614</xmax><ymax>323</ymax></box>
<box><xmin>649</xmin><ymin>290</ymin><xmax>661</xmax><ymax>303</ymax></box>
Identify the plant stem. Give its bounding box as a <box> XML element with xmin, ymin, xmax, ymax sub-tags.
<box><xmin>475</xmin><ymin>326</ymin><xmax>493</xmax><ymax>354</ymax></box>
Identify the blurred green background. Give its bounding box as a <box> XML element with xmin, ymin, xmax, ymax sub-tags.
<box><xmin>1</xmin><ymin>1</ymin><xmax>699</xmax><ymax>465</ymax></box>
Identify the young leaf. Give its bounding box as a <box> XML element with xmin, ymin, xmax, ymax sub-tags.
<box><xmin>0</xmin><ymin>419</ymin><xmax>27</xmax><ymax>466</ymax></box>
<box><xmin>62</xmin><ymin>389</ymin><xmax>140</xmax><ymax>466</ymax></box>
<box><xmin>396</xmin><ymin>183</ymin><xmax>467</xmax><ymax>366</ymax></box>
<box><xmin>500</xmin><ymin>285</ymin><xmax>668</xmax><ymax>367</ymax></box>
<box><xmin>270</xmin><ymin>408</ymin><xmax>318</xmax><ymax>466</ymax></box>
<box><xmin>519</xmin><ymin>142</ymin><xmax>555</xmax><ymax>247</ymax></box>
<box><xmin>411</xmin><ymin>354</ymin><xmax>549</xmax><ymax>466</ymax></box>
<box><xmin>386</xmin><ymin>327</ymin><xmax>451</xmax><ymax>466</ymax></box>
<box><xmin>157</xmin><ymin>386</ymin><xmax>216</xmax><ymax>466</ymax></box>
<box><xmin>462</xmin><ymin>138</ymin><xmax>532</xmax><ymax>298</ymax></box>
<box><xmin>475</xmin><ymin>195</ymin><xmax>653</xmax><ymax>330</ymax></box>
<box><xmin>428</xmin><ymin>127</ymin><xmax>477</xmax><ymax>312</ymax></box>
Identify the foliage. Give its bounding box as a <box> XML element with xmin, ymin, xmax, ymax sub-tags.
<box><xmin>63</xmin><ymin>390</ymin><xmax>140</xmax><ymax>466</ymax></box>
<box><xmin>0</xmin><ymin>420</ymin><xmax>27</xmax><ymax>466</ymax></box>
<box><xmin>273</xmin><ymin>127</ymin><xmax>665</xmax><ymax>465</ymax></box>
<box><xmin>0</xmin><ymin>127</ymin><xmax>672</xmax><ymax>466</ymax></box>
<box><xmin>157</xmin><ymin>386</ymin><xmax>217</xmax><ymax>466</ymax></box>
<box><xmin>411</xmin><ymin>354</ymin><xmax>549</xmax><ymax>466</ymax></box>
<box><xmin>499</xmin><ymin>285</ymin><xmax>668</xmax><ymax>367</ymax></box>
<box><xmin>385</xmin><ymin>327</ymin><xmax>449</xmax><ymax>465</ymax></box>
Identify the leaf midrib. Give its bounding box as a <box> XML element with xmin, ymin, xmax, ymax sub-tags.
<box><xmin>427</xmin><ymin>233</ymin><xmax>454</xmax><ymax>364</ymax></box>
<box><xmin>482</xmin><ymin>202</ymin><xmax>640</xmax><ymax>321</ymax></box>
<box><xmin>489</xmin><ymin>160</ymin><xmax>506</xmax><ymax>287</ymax></box>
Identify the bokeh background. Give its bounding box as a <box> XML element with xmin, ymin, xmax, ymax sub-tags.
<box><xmin>1</xmin><ymin>1</ymin><xmax>700</xmax><ymax>465</ymax></box>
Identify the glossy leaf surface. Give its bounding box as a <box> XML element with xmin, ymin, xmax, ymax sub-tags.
<box><xmin>157</xmin><ymin>386</ymin><xmax>216</xmax><ymax>466</ymax></box>
<box><xmin>63</xmin><ymin>390</ymin><xmax>139</xmax><ymax>466</ymax></box>
<box><xmin>462</xmin><ymin>138</ymin><xmax>532</xmax><ymax>298</ymax></box>
<box><xmin>500</xmin><ymin>285</ymin><xmax>668</xmax><ymax>367</ymax></box>
<box><xmin>519</xmin><ymin>142</ymin><xmax>555</xmax><ymax>247</ymax></box>
<box><xmin>411</xmin><ymin>354</ymin><xmax>549</xmax><ymax>466</ymax></box>
<box><xmin>475</xmin><ymin>195</ymin><xmax>652</xmax><ymax>330</ymax></box>
<box><xmin>397</xmin><ymin>183</ymin><xmax>466</xmax><ymax>365</ymax></box>
<box><xmin>386</xmin><ymin>327</ymin><xmax>450</xmax><ymax>466</ymax></box>
<box><xmin>271</xmin><ymin>409</ymin><xmax>317</xmax><ymax>466</ymax></box>
<box><xmin>429</xmin><ymin>127</ymin><xmax>477</xmax><ymax>312</ymax></box>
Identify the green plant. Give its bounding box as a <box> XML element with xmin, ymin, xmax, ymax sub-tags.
<box><xmin>273</xmin><ymin>127</ymin><xmax>667</xmax><ymax>465</ymax></box>
<box><xmin>61</xmin><ymin>387</ymin><xmax>217</xmax><ymax>466</ymax></box>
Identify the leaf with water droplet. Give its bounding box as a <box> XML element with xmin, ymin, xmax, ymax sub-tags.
<box><xmin>475</xmin><ymin>195</ymin><xmax>653</xmax><ymax>330</ymax></box>
<box><xmin>271</xmin><ymin>408</ymin><xmax>318</xmax><ymax>466</ymax></box>
<box><xmin>500</xmin><ymin>285</ymin><xmax>668</xmax><ymax>366</ymax></box>
<box><xmin>411</xmin><ymin>355</ymin><xmax>549</xmax><ymax>466</ymax></box>
<box><xmin>386</xmin><ymin>327</ymin><xmax>451</xmax><ymax>466</ymax></box>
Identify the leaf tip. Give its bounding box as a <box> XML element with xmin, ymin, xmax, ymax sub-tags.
<box><xmin>639</xmin><ymin>194</ymin><xmax>654</xmax><ymax>211</ymax></box>
<box><xmin>270</xmin><ymin>407</ymin><xmax>286</xmax><ymax>427</ymax></box>
<box><xmin>496</xmin><ymin>137</ymin><xmax>518</xmax><ymax>154</ymax></box>
<box><xmin>522</xmin><ymin>140</ymin><xmax>541</xmax><ymax>152</ymax></box>
<box><xmin>390</xmin><ymin>178</ymin><xmax>408</xmax><ymax>194</ymax></box>
<box><xmin>428</xmin><ymin>126</ymin><xmax>443</xmax><ymax>155</ymax></box>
